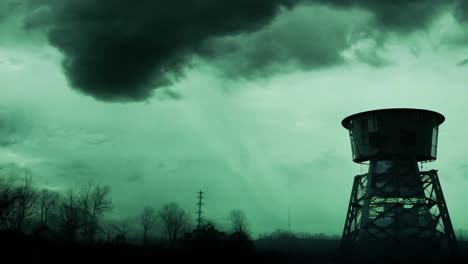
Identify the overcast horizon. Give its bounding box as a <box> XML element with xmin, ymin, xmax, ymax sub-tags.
<box><xmin>2</xmin><ymin>1</ymin><xmax>468</xmax><ymax>237</ymax></box>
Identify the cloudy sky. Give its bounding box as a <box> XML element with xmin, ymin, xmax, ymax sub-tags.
<box><xmin>2</xmin><ymin>0</ymin><xmax>468</xmax><ymax>236</ymax></box>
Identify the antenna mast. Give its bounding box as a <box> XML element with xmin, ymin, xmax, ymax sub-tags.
<box><xmin>196</xmin><ymin>191</ymin><xmax>204</xmax><ymax>229</ymax></box>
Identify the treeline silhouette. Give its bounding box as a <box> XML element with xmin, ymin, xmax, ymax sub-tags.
<box><xmin>0</xmin><ymin>163</ymin><xmax>293</xmax><ymax>262</ymax></box>
<box><xmin>2</xmin><ymin>163</ymin><xmax>466</xmax><ymax>263</ymax></box>
<box><xmin>0</xmin><ymin>163</ymin><xmax>248</xmax><ymax>235</ymax></box>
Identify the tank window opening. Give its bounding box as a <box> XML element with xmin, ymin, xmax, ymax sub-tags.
<box><xmin>350</xmin><ymin>130</ymin><xmax>357</xmax><ymax>160</ymax></box>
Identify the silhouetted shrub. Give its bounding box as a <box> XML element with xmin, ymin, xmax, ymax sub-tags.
<box><xmin>182</xmin><ymin>223</ymin><xmax>226</xmax><ymax>250</ymax></box>
<box><xmin>225</xmin><ymin>231</ymin><xmax>255</xmax><ymax>254</ymax></box>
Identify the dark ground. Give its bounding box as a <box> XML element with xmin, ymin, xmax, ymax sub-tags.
<box><xmin>1</xmin><ymin>231</ymin><xmax>468</xmax><ymax>263</ymax></box>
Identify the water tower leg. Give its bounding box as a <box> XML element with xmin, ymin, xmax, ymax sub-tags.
<box><xmin>421</xmin><ymin>169</ymin><xmax>458</xmax><ymax>255</ymax></box>
<box><xmin>341</xmin><ymin>173</ymin><xmax>367</xmax><ymax>255</ymax></box>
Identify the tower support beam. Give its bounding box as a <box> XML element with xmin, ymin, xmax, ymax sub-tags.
<box><xmin>341</xmin><ymin>163</ymin><xmax>457</xmax><ymax>257</ymax></box>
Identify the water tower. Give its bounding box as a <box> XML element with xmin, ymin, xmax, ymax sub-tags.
<box><xmin>340</xmin><ymin>108</ymin><xmax>457</xmax><ymax>258</ymax></box>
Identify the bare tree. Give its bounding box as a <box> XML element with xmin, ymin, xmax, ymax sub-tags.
<box><xmin>0</xmin><ymin>165</ymin><xmax>19</xmax><ymax>229</ymax></box>
<box><xmin>38</xmin><ymin>189</ymin><xmax>60</xmax><ymax>227</ymax></box>
<box><xmin>158</xmin><ymin>203</ymin><xmax>189</xmax><ymax>246</ymax></box>
<box><xmin>140</xmin><ymin>206</ymin><xmax>157</xmax><ymax>244</ymax></box>
<box><xmin>0</xmin><ymin>163</ymin><xmax>17</xmax><ymax>194</ymax></box>
<box><xmin>57</xmin><ymin>190</ymin><xmax>82</xmax><ymax>242</ymax></box>
<box><xmin>112</xmin><ymin>219</ymin><xmax>134</xmax><ymax>244</ymax></box>
<box><xmin>6</xmin><ymin>170</ymin><xmax>39</xmax><ymax>232</ymax></box>
<box><xmin>0</xmin><ymin>164</ymin><xmax>16</xmax><ymax>195</ymax></box>
<box><xmin>115</xmin><ymin>221</ymin><xmax>129</xmax><ymax>237</ymax></box>
<box><xmin>79</xmin><ymin>183</ymin><xmax>113</xmax><ymax>242</ymax></box>
<box><xmin>98</xmin><ymin>219</ymin><xmax>120</xmax><ymax>244</ymax></box>
<box><xmin>102</xmin><ymin>222</ymin><xmax>116</xmax><ymax>244</ymax></box>
<box><xmin>90</xmin><ymin>185</ymin><xmax>113</xmax><ymax>217</ymax></box>
<box><xmin>230</xmin><ymin>209</ymin><xmax>250</xmax><ymax>235</ymax></box>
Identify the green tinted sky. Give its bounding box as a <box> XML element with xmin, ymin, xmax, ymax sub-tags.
<box><xmin>1</xmin><ymin>1</ymin><xmax>468</xmax><ymax>237</ymax></box>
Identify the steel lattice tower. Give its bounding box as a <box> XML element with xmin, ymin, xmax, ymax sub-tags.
<box><xmin>340</xmin><ymin>109</ymin><xmax>457</xmax><ymax>258</ymax></box>
<box><xmin>196</xmin><ymin>191</ymin><xmax>204</xmax><ymax>229</ymax></box>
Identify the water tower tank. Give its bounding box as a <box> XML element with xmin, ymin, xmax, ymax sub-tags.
<box><xmin>341</xmin><ymin>108</ymin><xmax>444</xmax><ymax>163</ymax></box>
<box><xmin>340</xmin><ymin>108</ymin><xmax>457</xmax><ymax>259</ymax></box>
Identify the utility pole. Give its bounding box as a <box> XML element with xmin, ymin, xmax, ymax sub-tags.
<box><xmin>288</xmin><ymin>207</ymin><xmax>291</xmax><ymax>233</ymax></box>
<box><xmin>196</xmin><ymin>191</ymin><xmax>204</xmax><ymax>229</ymax></box>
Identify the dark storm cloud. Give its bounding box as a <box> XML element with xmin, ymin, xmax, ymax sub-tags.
<box><xmin>23</xmin><ymin>0</ymin><xmax>297</xmax><ymax>101</ymax></box>
<box><xmin>311</xmin><ymin>0</ymin><xmax>449</xmax><ymax>32</ymax></box>
<box><xmin>198</xmin><ymin>4</ymin><xmax>357</xmax><ymax>78</ymax></box>
<box><xmin>454</xmin><ymin>0</ymin><xmax>468</xmax><ymax>22</ymax></box>
<box><xmin>17</xmin><ymin>0</ymin><xmax>454</xmax><ymax>101</ymax></box>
